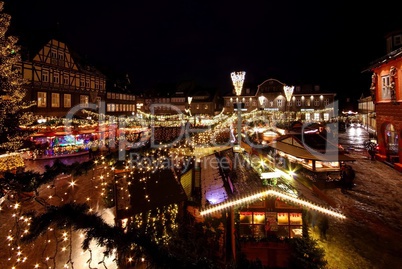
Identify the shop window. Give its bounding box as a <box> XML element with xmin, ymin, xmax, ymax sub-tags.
<box><xmin>239</xmin><ymin>211</ymin><xmax>266</xmax><ymax>239</ymax></box>
<box><xmin>277</xmin><ymin>212</ymin><xmax>303</xmax><ymax>238</ymax></box>
<box><xmin>277</xmin><ymin>213</ymin><xmax>289</xmax><ymax>225</ymax></box>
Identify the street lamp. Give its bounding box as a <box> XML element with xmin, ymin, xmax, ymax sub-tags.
<box><xmin>231</xmin><ymin>71</ymin><xmax>246</xmax><ymax>146</ymax></box>
<box><xmin>283</xmin><ymin>85</ymin><xmax>294</xmax><ymax>121</ymax></box>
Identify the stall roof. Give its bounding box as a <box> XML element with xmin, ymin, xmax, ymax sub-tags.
<box><xmin>268</xmin><ymin>134</ymin><xmax>356</xmax><ymax>162</ymax></box>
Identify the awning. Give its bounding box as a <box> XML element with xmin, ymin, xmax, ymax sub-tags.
<box><xmin>78</xmin><ymin>129</ymin><xmax>96</xmax><ymax>134</ymax></box>
<box><xmin>269</xmin><ymin>141</ymin><xmax>356</xmax><ymax>162</ymax></box>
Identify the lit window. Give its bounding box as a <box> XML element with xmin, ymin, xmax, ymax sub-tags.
<box><xmin>80</xmin><ymin>95</ymin><xmax>89</xmax><ymax>107</ymax></box>
<box><xmin>51</xmin><ymin>93</ymin><xmax>60</xmax><ymax>107</ymax></box>
<box><xmin>382</xmin><ymin>75</ymin><xmax>391</xmax><ymax>100</ymax></box>
<box><xmin>63</xmin><ymin>75</ymin><xmax>69</xmax><ymax>85</ymax></box>
<box><xmin>64</xmin><ymin>94</ymin><xmax>71</xmax><ymax>108</ymax></box>
<box><xmin>37</xmin><ymin>92</ymin><xmax>47</xmax><ymax>107</ymax></box>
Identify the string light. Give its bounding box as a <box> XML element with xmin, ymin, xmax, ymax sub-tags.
<box><xmin>200</xmin><ymin>188</ymin><xmax>346</xmax><ymax>219</ymax></box>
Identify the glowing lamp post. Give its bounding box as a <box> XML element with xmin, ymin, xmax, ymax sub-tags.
<box><xmin>283</xmin><ymin>85</ymin><xmax>294</xmax><ymax>121</ymax></box>
<box><xmin>231</xmin><ymin>71</ymin><xmax>246</xmax><ymax>145</ymax></box>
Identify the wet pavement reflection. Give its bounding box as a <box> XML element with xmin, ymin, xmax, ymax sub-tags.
<box><xmin>309</xmin><ymin>126</ymin><xmax>402</xmax><ymax>269</ymax></box>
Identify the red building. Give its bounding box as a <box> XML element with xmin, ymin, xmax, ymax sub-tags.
<box><xmin>366</xmin><ymin>30</ymin><xmax>402</xmax><ymax>171</ymax></box>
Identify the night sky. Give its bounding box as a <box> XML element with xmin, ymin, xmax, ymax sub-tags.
<box><xmin>3</xmin><ymin>0</ymin><xmax>402</xmax><ymax>100</ymax></box>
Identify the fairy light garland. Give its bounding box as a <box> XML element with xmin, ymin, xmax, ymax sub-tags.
<box><xmin>200</xmin><ymin>188</ymin><xmax>346</xmax><ymax>219</ymax></box>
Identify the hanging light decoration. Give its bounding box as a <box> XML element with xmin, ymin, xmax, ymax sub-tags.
<box><xmin>231</xmin><ymin>71</ymin><xmax>246</xmax><ymax>96</ymax></box>
<box><xmin>283</xmin><ymin>85</ymin><xmax>294</xmax><ymax>102</ymax></box>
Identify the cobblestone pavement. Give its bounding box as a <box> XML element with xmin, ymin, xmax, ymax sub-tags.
<box><xmin>303</xmin><ymin>127</ymin><xmax>402</xmax><ymax>269</ymax></box>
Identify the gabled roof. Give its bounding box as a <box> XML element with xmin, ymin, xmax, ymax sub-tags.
<box><xmin>362</xmin><ymin>46</ymin><xmax>402</xmax><ymax>72</ymax></box>
<box><xmin>18</xmin><ymin>33</ymin><xmax>105</xmax><ymax>77</ymax></box>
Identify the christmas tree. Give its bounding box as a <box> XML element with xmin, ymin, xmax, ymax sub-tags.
<box><xmin>0</xmin><ymin>1</ymin><xmax>33</xmax><ymax>153</ymax></box>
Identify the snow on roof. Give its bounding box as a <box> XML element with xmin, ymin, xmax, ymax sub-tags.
<box><xmin>201</xmin><ymin>154</ymin><xmax>228</xmax><ymax>208</ymax></box>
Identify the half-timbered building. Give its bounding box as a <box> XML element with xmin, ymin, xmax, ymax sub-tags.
<box><xmin>18</xmin><ymin>39</ymin><xmax>106</xmax><ymax>118</ymax></box>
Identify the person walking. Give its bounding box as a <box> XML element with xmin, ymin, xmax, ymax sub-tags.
<box><xmin>318</xmin><ymin>215</ymin><xmax>329</xmax><ymax>240</ymax></box>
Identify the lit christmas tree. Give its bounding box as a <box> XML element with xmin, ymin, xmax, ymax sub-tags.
<box><xmin>0</xmin><ymin>1</ymin><xmax>34</xmax><ymax>153</ymax></box>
